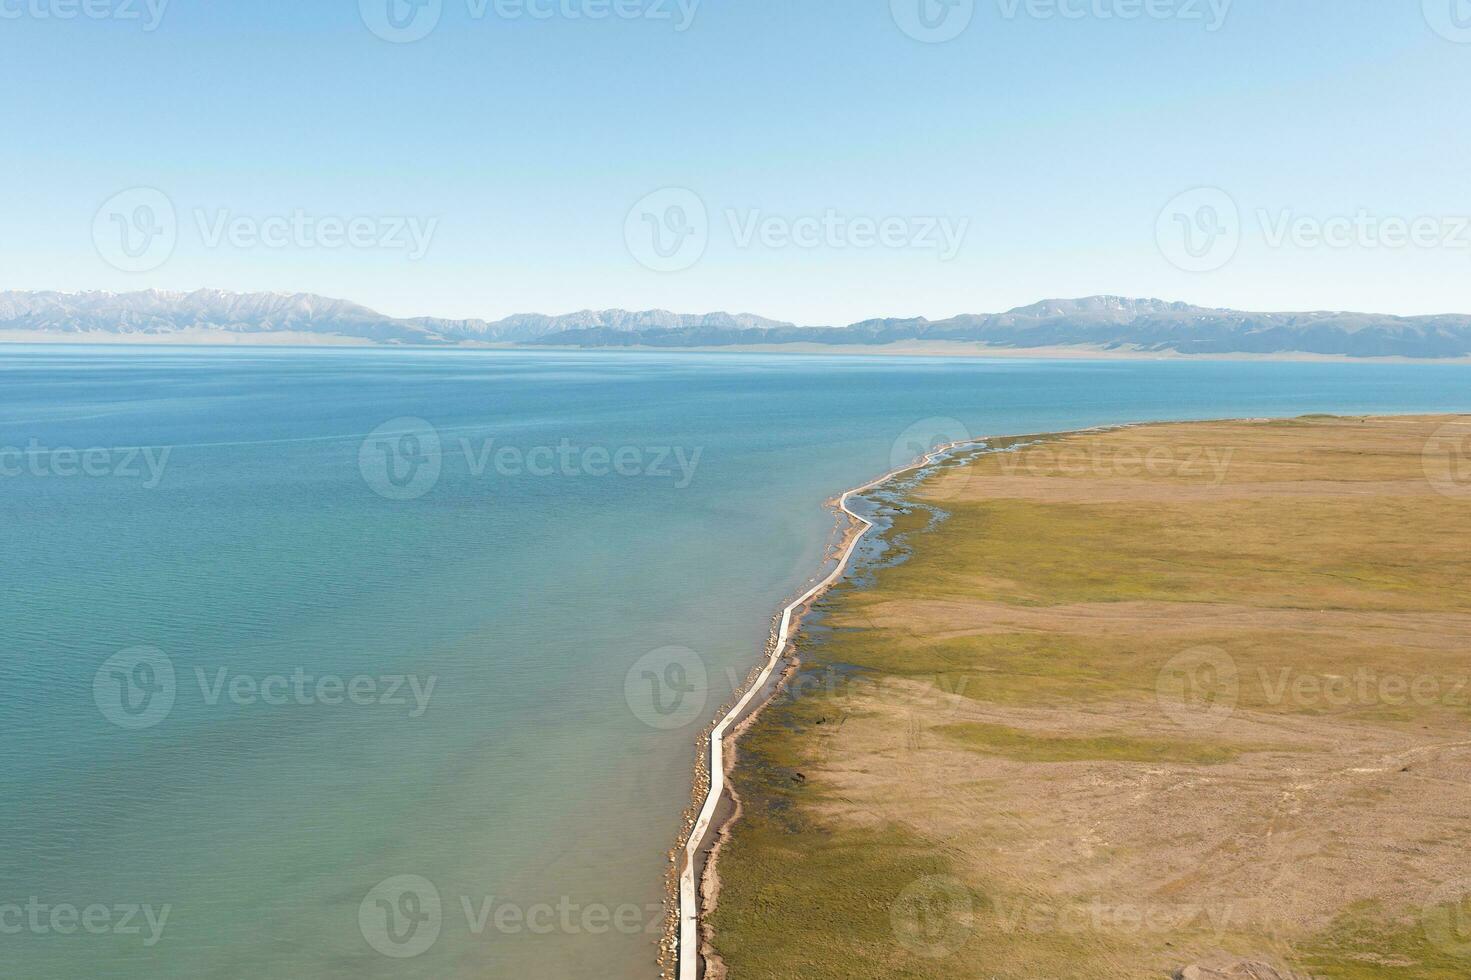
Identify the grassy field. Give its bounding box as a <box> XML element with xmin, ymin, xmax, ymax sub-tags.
<box><xmin>708</xmin><ymin>416</ymin><xmax>1471</xmax><ymax>980</ymax></box>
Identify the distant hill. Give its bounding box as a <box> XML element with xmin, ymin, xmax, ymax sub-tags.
<box><xmin>0</xmin><ymin>290</ymin><xmax>788</xmax><ymax>346</ymax></box>
<box><xmin>3</xmin><ymin>290</ymin><xmax>1470</xmax><ymax>358</ymax></box>
<box><xmin>536</xmin><ymin>296</ymin><xmax>1471</xmax><ymax>358</ymax></box>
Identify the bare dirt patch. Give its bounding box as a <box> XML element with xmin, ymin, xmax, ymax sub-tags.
<box><xmin>710</xmin><ymin>415</ymin><xmax>1471</xmax><ymax>980</ymax></box>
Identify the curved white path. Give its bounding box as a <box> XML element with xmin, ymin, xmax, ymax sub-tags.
<box><xmin>677</xmin><ymin>441</ymin><xmax>966</xmax><ymax>980</ymax></box>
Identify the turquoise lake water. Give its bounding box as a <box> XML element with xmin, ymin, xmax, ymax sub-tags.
<box><xmin>1</xmin><ymin>346</ymin><xmax>1467</xmax><ymax>979</ymax></box>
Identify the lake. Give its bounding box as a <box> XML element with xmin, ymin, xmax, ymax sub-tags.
<box><xmin>2</xmin><ymin>346</ymin><xmax>1466</xmax><ymax>979</ymax></box>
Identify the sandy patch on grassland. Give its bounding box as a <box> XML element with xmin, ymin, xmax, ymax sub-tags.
<box><xmin>851</xmin><ymin>600</ymin><xmax>1471</xmax><ymax>648</ymax></box>
<box><xmin>711</xmin><ymin>414</ymin><xmax>1471</xmax><ymax>980</ymax></box>
<box><xmin>818</xmin><ymin>675</ymin><xmax>1471</xmax><ymax>962</ymax></box>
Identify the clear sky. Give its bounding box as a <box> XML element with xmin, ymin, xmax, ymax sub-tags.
<box><xmin>3</xmin><ymin>0</ymin><xmax>1469</xmax><ymax>324</ymax></box>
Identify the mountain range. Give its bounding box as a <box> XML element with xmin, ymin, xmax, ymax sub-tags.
<box><xmin>3</xmin><ymin>290</ymin><xmax>1470</xmax><ymax>358</ymax></box>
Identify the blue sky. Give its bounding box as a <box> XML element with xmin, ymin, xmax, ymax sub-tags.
<box><xmin>3</xmin><ymin>0</ymin><xmax>1469</xmax><ymax>323</ymax></box>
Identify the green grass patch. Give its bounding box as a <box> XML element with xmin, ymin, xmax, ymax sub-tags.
<box><xmin>710</xmin><ymin>419</ymin><xmax>1471</xmax><ymax>980</ymax></box>
<box><xmin>1294</xmin><ymin>899</ymin><xmax>1471</xmax><ymax>979</ymax></box>
<box><xmin>874</xmin><ymin>495</ymin><xmax>1471</xmax><ymax>613</ymax></box>
<box><xmin>937</xmin><ymin>722</ymin><xmax>1241</xmax><ymax>765</ymax></box>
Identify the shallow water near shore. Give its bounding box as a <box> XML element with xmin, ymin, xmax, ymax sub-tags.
<box><xmin>1</xmin><ymin>346</ymin><xmax>1467</xmax><ymax>979</ymax></box>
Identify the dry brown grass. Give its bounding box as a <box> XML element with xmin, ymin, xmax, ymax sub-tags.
<box><xmin>710</xmin><ymin>415</ymin><xmax>1471</xmax><ymax>980</ymax></box>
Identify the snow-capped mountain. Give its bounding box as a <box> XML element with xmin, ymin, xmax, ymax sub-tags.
<box><xmin>0</xmin><ymin>291</ymin><xmax>796</xmax><ymax>345</ymax></box>
<box><xmin>3</xmin><ymin>290</ymin><xmax>1469</xmax><ymax>358</ymax></box>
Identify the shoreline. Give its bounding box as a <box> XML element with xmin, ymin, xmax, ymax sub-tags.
<box><xmin>670</xmin><ymin>437</ymin><xmax>987</xmax><ymax>980</ymax></box>
<box><xmin>693</xmin><ymin>413</ymin><xmax>1471</xmax><ymax>980</ymax></box>
<box><xmin>665</xmin><ymin>415</ymin><xmax>1273</xmax><ymax>978</ymax></box>
<box><xmin>6</xmin><ymin>334</ymin><xmax>1471</xmax><ymax>364</ymax></box>
<box><xmin>522</xmin><ymin>342</ymin><xmax>1471</xmax><ymax>365</ymax></box>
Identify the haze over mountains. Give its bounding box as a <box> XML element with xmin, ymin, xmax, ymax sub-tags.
<box><xmin>0</xmin><ymin>291</ymin><xmax>791</xmax><ymax>345</ymax></box>
<box><xmin>3</xmin><ymin>290</ymin><xmax>1470</xmax><ymax>358</ymax></box>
